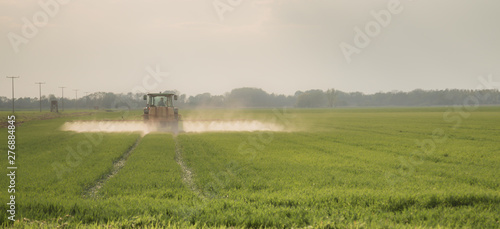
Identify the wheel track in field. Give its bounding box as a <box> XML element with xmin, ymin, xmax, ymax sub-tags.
<box><xmin>83</xmin><ymin>136</ymin><xmax>142</xmax><ymax>198</ymax></box>
<box><xmin>174</xmin><ymin>136</ymin><xmax>205</xmax><ymax>199</ymax></box>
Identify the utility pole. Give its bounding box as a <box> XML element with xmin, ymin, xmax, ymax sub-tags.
<box><xmin>59</xmin><ymin>87</ymin><xmax>66</xmax><ymax>111</ymax></box>
<box><xmin>35</xmin><ymin>82</ymin><xmax>45</xmax><ymax>112</ymax></box>
<box><xmin>6</xmin><ymin>76</ymin><xmax>20</xmax><ymax>113</ymax></box>
<box><xmin>85</xmin><ymin>92</ymin><xmax>90</xmax><ymax>110</ymax></box>
<box><xmin>73</xmin><ymin>89</ymin><xmax>78</xmax><ymax>110</ymax></box>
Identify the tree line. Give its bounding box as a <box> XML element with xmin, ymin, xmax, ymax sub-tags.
<box><xmin>1</xmin><ymin>87</ymin><xmax>499</xmax><ymax>110</ymax></box>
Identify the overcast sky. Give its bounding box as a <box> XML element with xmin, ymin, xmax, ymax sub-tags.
<box><xmin>1</xmin><ymin>0</ymin><xmax>499</xmax><ymax>98</ymax></box>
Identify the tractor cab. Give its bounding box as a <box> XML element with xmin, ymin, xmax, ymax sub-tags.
<box><xmin>145</xmin><ymin>94</ymin><xmax>176</xmax><ymax>107</ymax></box>
<box><xmin>143</xmin><ymin>92</ymin><xmax>180</xmax><ymax>132</ymax></box>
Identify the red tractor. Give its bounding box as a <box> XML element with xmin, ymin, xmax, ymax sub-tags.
<box><xmin>143</xmin><ymin>92</ymin><xmax>180</xmax><ymax>132</ymax></box>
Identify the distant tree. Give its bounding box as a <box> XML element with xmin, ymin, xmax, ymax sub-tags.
<box><xmin>188</xmin><ymin>93</ymin><xmax>213</xmax><ymax>107</ymax></box>
<box><xmin>0</xmin><ymin>96</ymin><xmax>8</xmax><ymax>108</ymax></box>
<box><xmin>210</xmin><ymin>95</ymin><xmax>225</xmax><ymax>107</ymax></box>
<box><xmin>326</xmin><ymin>88</ymin><xmax>337</xmax><ymax>107</ymax></box>
<box><xmin>226</xmin><ymin>88</ymin><xmax>270</xmax><ymax>107</ymax></box>
<box><xmin>0</xmin><ymin>88</ymin><xmax>498</xmax><ymax>110</ymax></box>
<box><xmin>296</xmin><ymin>90</ymin><xmax>327</xmax><ymax>108</ymax></box>
<box><xmin>294</xmin><ymin>91</ymin><xmax>304</xmax><ymax>97</ymax></box>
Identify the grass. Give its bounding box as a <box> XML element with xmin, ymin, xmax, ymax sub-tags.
<box><xmin>0</xmin><ymin>107</ymin><xmax>499</xmax><ymax>228</ymax></box>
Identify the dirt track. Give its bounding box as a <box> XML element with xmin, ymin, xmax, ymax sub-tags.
<box><xmin>83</xmin><ymin>137</ymin><xmax>141</xmax><ymax>198</ymax></box>
<box><xmin>174</xmin><ymin>137</ymin><xmax>205</xmax><ymax>199</ymax></box>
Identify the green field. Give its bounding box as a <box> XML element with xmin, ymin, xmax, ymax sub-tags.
<box><xmin>1</xmin><ymin>107</ymin><xmax>499</xmax><ymax>228</ymax></box>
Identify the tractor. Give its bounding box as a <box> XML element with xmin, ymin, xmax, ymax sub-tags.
<box><xmin>143</xmin><ymin>91</ymin><xmax>180</xmax><ymax>133</ymax></box>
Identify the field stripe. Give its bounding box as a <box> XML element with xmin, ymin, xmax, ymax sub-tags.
<box><xmin>174</xmin><ymin>136</ymin><xmax>205</xmax><ymax>199</ymax></box>
<box><xmin>83</xmin><ymin>136</ymin><xmax>142</xmax><ymax>198</ymax></box>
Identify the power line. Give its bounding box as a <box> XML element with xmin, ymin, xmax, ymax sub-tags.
<box><xmin>35</xmin><ymin>82</ymin><xmax>46</xmax><ymax>112</ymax></box>
<box><xmin>6</xmin><ymin>76</ymin><xmax>20</xmax><ymax>113</ymax></box>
